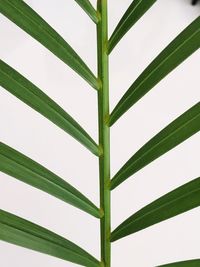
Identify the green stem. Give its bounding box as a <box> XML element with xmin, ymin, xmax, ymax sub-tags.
<box><xmin>97</xmin><ymin>1</ymin><xmax>110</xmax><ymax>266</ymax></box>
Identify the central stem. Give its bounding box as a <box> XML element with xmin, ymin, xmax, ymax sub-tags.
<box><xmin>97</xmin><ymin>0</ymin><xmax>110</xmax><ymax>266</ymax></box>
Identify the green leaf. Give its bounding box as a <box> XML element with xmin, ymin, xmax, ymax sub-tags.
<box><xmin>108</xmin><ymin>0</ymin><xmax>157</xmax><ymax>53</ymax></box>
<box><xmin>0</xmin><ymin>142</ymin><xmax>100</xmax><ymax>218</ymax></box>
<box><xmin>0</xmin><ymin>60</ymin><xmax>99</xmax><ymax>156</ymax></box>
<box><xmin>109</xmin><ymin>16</ymin><xmax>200</xmax><ymax>126</ymax></box>
<box><xmin>74</xmin><ymin>0</ymin><xmax>99</xmax><ymax>23</ymax></box>
<box><xmin>111</xmin><ymin>177</ymin><xmax>200</xmax><ymax>242</ymax></box>
<box><xmin>158</xmin><ymin>259</ymin><xmax>200</xmax><ymax>267</ymax></box>
<box><xmin>0</xmin><ymin>0</ymin><xmax>99</xmax><ymax>90</ymax></box>
<box><xmin>0</xmin><ymin>209</ymin><xmax>100</xmax><ymax>267</ymax></box>
<box><xmin>111</xmin><ymin>103</ymin><xmax>200</xmax><ymax>189</ymax></box>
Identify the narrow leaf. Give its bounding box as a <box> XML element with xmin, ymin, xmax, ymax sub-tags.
<box><xmin>0</xmin><ymin>142</ymin><xmax>100</xmax><ymax>218</ymax></box>
<box><xmin>109</xmin><ymin>16</ymin><xmax>200</xmax><ymax>126</ymax></box>
<box><xmin>158</xmin><ymin>259</ymin><xmax>200</xmax><ymax>267</ymax></box>
<box><xmin>0</xmin><ymin>0</ymin><xmax>99</xmax><ymax>90</ymax></box>
<box><xmin>0</xmin><ymin>210</ymin><xmax>100</xmax><ymax>267</ymax></box>
<box><xmin>74</xmin><ymin>0</ymin><xmax>99</xmax><ymax>23</ymax></box>
<box><xmin>0</xmin><ymin>60</ymin><xmax>99</xmax><ymax>156</ymax></box>
<box><xmin>111</xmin><ymin>177</ymin><xmax>200</xmax><ymax>242</ymax></box>
<box><xmin>108</xmin><ymin>0</ymin><xmax>157</xmax><ymax>53</ymax></box>
<box><xmin>111</xmin><ymin>103</ymin><xmax>200</xmax><ymax>189</ymax></box>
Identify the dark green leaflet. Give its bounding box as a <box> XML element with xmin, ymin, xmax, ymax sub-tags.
<box><xmin>0</xmin><ymin>142</ymin><xmax>100</xmax><ymax>218</ymax></box>
<box><xmin>109</xmin><ymin>16</ymin><xmax>200</xmax><ymax>126</ymax></box>
<box><xmin>0</xmin><ymin>60</ymin><xmax>99</xmax><ymax>156</ymax></box>
<box><xmin>158</xmin><ymin>259</ymin><xmax>200</xmax><ymax>267</ymax></box>
<box><xmin>111</xmin><ymin>177</ymin><xmax>200</xmax><ymax>242</ymax></box>
<box><xmin>0</xmin><ymin>0</ymin><xmax>99</xmax><ymax>90</ymax></box>
<box><xmin>0</xmin><ymin>210</ymin><xmax>100</xmax><ymax>267</ymax></box>
<box><xmin>0</xmin><ymin>0</ymin><xmax>199</xmax><ymax>264</ymax></box>
<box><xmin>108</xmin><ymin>0</ymin><xmax>157</xmax><ymax>53</ymax></box>
<box><xmin>74</xmin><ymin>0</ymin><xmax>99</xmax><ymax>23</ymax></box>
<box><xmin>111</xmin><ymin>103</ymin><xmax>200</xmax><ymax>189</ymax></box>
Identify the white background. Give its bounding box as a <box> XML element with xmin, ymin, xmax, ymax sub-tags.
<box><xmin>0</xmin><ymin>0</ymin><xmax>200</xmax><ymax>266</ymax></box>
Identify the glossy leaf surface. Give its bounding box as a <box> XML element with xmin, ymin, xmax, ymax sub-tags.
<box><xmin>109</xmin><ymin>16</ymin><xmax>200</xmax><ymax>125</ymax></box>
<box><xmin>0</xmin><ymin>60</ymin><xmax>99</xmax><ymax>156</ymax></box>
<box><xmin>0</xmin><ymin>142</ymin><xmax>100</xmax><ymax>218</ymax></box>
<box><xmin>0</xmin><ymin>210</ymin><xmax>100</xmax><ymax>267</ymax></box>
<box><xmin>0</xmin><ymin>0</ymin><xmax>99</xmax><ymax>89</ymax></box>
<box><xmin>108</xmin><ymin>0</ymin><xmax>157</xmax><ymax>53</ymax></box>
<box><xmin>111</xmin><ymin>103</ymin><xmax>200</xmax><ymax>189</ymax></box>
<box><xmin>111</xmin><ymin>177</ymin><xmax>200</xmax><ymax>241</ymax></box>
<box><xmin>74</xmin><ymin>0</ymin><xmax>99</xmax><ymax>23</ymax></box>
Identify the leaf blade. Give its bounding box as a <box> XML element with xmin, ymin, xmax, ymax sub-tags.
<box><xmin>74</xmin><ymin>0</ymin><xmax>99</xmax><ymax>23</ymax></box>
<box><xmin>109</xmin><ymin>16</ymin><xmax>200</xmax><ymax>126</ymax></box>
<box><xmin>0</xmin><ymin>209</ymin><xmax>100</xmax><ymax>267</ymax></box>
<box><xmin>158</xmin><ymin>259</ymin><xmax>200</xmax><ymax>267</ymax></box>
<box><xmin>108</xmin><ymin>0</ymin><xmax>157</xmax><ymax>53</ymax></box>
<box><xmin>111</xmin><ymin>103</ymin><xmax>200</xmax><ymax>189</ymax></box>
<box><xmin>111</xmin><ymin>177</ymin><xmax>200</xmax><ymax>242</ymax></box>
<box><xmin>0</xmin><ymin>142</ymin><xmax>100</xmax><ymax>218</ymax></box>
<box><xmin>0</xmin><ymin>0</ymin><xmax>99</xmax><ymax>90</ymax></box>
<box><xmin>0</xmin><ymin>60</ymin><xmax>99</xmax><ymax>156</ymax></box>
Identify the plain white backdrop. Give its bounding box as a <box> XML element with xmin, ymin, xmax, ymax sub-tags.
<box><xmin>0</xmin><ymin>0</ymin><xmax>200</xmax><ymax>266</ymax></box>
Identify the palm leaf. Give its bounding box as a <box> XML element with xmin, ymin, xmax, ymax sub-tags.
<box><xmin>111</xmin><ymin>177</ymin><xmax>200</xmax><ymax>242</ymax></box>
<box><xmin>111</xmin><ymin>103</ymin><xmax>200</xmax><ymax>189</ymax></box>
<box><xmin>0</xmin><ymin>0</ymin><xmax>99</xmax><ymax>90</ymax></box>
<box><xmin>0</xmin><ymin>209</ymin><xmax>100</xmax><ymax>267</ymax></box>
<box><xmin>0</xmin><ymin>142</ymin><xmax>100</xmax><ymax>218</ymax></box>
<box><xmin>109</xmin><ymin>16</ymin><xmax>200</xmax><ymax>126</ymax></box>
<box><xmin>158</xmin><ymin>259</ymin><xmax>200</xmax><ymax>266</ymax></box>
<box><xmin>108</xmin><ymin>0</ymin><xmax>157</xmax><ymax>53</ymax></box>
<box><xmin>0</xmin><ymin>60</ymin><xmax>99</xmax><ymax>156</ymax></box>
<box><xmin>74</xmin><ymin>0</ymin><xmax>99</xmax><ymax>23</ymax></box>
